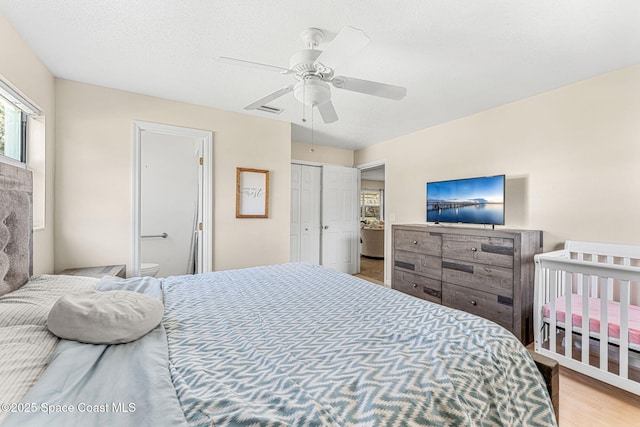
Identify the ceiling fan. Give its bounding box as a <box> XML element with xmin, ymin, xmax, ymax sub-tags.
<box><xmin>218</xmin><ymin>26</ymin><xmax>407</xmax><ymax>124</ymax></box>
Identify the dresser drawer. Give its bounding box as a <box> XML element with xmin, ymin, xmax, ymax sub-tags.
<box><xmin>394</xmin><ymin>250</ymin><xmax>441</xmax><ymax>280</ymax></box>
<box><xmin>393</xmin><ymin>270</ymin><xmax>442</xmax><ymax>304</ymax></box>
<box><xmin>442</xmin><ymin>259</ymin><xmax>513</xmax><ymax>296</ymax></box>
<box><xmin>442</xmin><ymin>283</ymin><xmax>513</xmax><ymax>329</ymax></box>
<box><xmin>442</xmin><ymin>235</ymin><xmax>514</xmax><ymax>268</ymax></box>
<box><xmin>394</xmin><ymin>230</ymin><xmax>441</xmax><ymax>255</ymax></box>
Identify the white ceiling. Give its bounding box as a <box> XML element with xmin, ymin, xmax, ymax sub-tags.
<box><xmin>1</xmin><ymin>1</ymin><xmax>638</xmax><ymax>150</ymax></box>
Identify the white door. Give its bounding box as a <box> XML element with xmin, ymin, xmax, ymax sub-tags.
<box><xmin>140</xmin><ymin>132</ymin><xmax>200</xmax><ymax>277</ymax></box>
<box><xmin>290</xmin><ymin>164</ymin><xmax>321</xmax><ymax>263</ymax></box>
<box><xmin>290</xmin><ymin>165</ymin><xmax>302</xmax><ymax>262</ymax></box>
<box><xmin>321</xmin><ymin>165</ymin><xmax>359</xmax><ymax>274</ymax></box>
<box><xmin>132</xmin><ymin>121</ymin><xmax>212</xmax><ymax>277</ymax></box>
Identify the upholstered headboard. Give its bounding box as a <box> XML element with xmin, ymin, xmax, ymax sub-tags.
<box><xmin>0</xmin><ymin>162</ymin><xmax>33</xmax><ymax>296</ymax></box>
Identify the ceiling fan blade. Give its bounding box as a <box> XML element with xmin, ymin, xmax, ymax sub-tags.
<box><xmin>218</xmin><ymin>56</ymin><xmax>294</xmax><ymax>74</ymax></box>
<box><xmin>331</xmin><ymin>76</ymin><xmax>407</xmax><ymax>100</ymax></box>
<box><xmin>314</xmin><ymin>26</ymin><xmax>370</xmax><ymax>70</ymax></box>
<box><xmin>317</xmin><ymin>100</ymin><xmax>338</xmax><ymax>124</ymax></box>
<box><xmin>243</xmin><ymin>85</ymin><xmax>294</xmax><ymax>110</ymax></box>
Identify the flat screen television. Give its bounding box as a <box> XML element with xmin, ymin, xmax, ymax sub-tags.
<box><xmin>426</xmin><ymin>175</ymin><xmax>505</xmax><ymax>225</ymax></box>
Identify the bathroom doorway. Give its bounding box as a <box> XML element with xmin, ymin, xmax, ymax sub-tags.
<box><xmin>132</xmin><ymin>121</ymin><xmax>212</xmax><ymax>277</ymax></box>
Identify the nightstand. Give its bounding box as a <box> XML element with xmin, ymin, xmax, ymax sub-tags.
<box><xmin>59</xmin><ymin>264</ymin><xmax>126</xmax><ymax>279</ymax></box>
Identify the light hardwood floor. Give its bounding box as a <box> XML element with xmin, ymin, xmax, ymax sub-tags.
<box><xmin>357</xmin><ymin>256</ymin><xmax>384</xmax><ymax>284</ymax></box>
<box><xmin>559</xmin><ymin>367</ymin><xmax>640</xmax><ymax>426</ymax></box>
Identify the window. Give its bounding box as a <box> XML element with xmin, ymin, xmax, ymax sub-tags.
<box><xmin>0</xmin><ymin>94</ymin><xmax>27</xmax><ymax>163</ymax></box>
<box><xmin>360</xmin><ymin>189</ymin><xmax>384</xmax><ymax>221</ymax></box>
<box><xmin>0</xmin><ymin>79</ymin><xmax>45</xmax><ymax>228</ymax></box>
<box><xmin>0</xmin><ymin>79</ymin><xmax>41</xmax><ymax>165</ymax></box>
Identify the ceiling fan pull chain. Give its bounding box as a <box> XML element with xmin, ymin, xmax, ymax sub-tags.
<box><xmin>302</xmin><ymin>79</ymin><xmax>307</xmax><ymax>123</ymax></box>
<box><xmin>310</xmin><ymin>103</ymin><xmax>315</xmax><ymax>153</ymax></box>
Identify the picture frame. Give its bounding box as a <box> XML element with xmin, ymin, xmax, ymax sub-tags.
<box><xmin>236</xmin><ymin>167</ymin><xmax>270</xmax><ymax>218</ymax></box>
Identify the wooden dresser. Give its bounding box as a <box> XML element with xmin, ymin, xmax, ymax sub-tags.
<box><xmin>392</xmin><ymin>224</ymin><xmax>542</xmax><ymax>344</ymax></box>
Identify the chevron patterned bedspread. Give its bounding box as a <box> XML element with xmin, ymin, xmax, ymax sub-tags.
<box><xmin>162</xmin><ymin>263</ymin><xmax>556</xmax><ymax>426</ymax></box>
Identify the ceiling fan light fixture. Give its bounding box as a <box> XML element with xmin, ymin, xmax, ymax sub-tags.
<box><xmin>293</xmin><ymin>79</ymin><xmax>330</xmax><ymax>106</ymax></box>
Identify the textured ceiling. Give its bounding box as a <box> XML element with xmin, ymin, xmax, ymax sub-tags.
<box><xmin>1</xmin><ymin>1</ymin><xmax>638</xmax><ymax>150</ymax></box>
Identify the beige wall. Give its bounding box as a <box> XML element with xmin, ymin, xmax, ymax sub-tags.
<box><xmin>55</xmin><ymin>80</ymin><xmax>291</xmax><ymax>274</ymax></box>
<box><xmin>355</xmin><ymin>65</ymin><xmax>640</xmax><ymax>282</ymax></box>
<box><xmin>291</xmin><ymin>140</ymin><xmax>354</xmax><ymax>167</ymax></box>
<box><xmin>0</xmin><ymin>13</ymin><xmax>55</xmax><ymax>274</ymax></box>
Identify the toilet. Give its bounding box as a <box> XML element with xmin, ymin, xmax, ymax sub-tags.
<box><xmin>140</xmin><ymin>262</ymin><xmax>160</xmax><ymax>277</ymax></box>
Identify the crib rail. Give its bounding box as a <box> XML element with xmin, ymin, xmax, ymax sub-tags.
<box><xmin>534</xmin><ymin>241</ymin><xmax>640</xmax><ymax>395</ymax></box>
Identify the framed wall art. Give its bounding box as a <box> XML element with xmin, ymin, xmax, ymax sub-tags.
<box><xmin>236</xmin><ymin>167</ymin><xmax>269</xmax><ymax>218</ymax></box>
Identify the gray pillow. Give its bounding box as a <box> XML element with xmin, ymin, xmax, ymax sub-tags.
<box><xmin>47</xmin><ymin>290</ymin><xmax>164</xmax><ymax>344</ymax></box>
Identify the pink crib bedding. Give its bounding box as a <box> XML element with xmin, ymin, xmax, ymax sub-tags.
<box><xmin>542</xmin><ymin>294</ymin><xmax>640</xmax><ymax>346</ymax></box>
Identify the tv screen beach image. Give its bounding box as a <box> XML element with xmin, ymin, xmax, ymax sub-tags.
<box><xmin>426</xmin><ymin>175</ymin><xmax>504</xmax><ymax>225</ymax></box>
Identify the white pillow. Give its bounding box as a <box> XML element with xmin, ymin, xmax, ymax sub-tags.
<box><xmin>47</xmin><ymin>290</ymin><xmax>164</xmax><ymax>344</ymax></box>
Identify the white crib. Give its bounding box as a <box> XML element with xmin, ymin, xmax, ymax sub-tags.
<box><xmin>534</xmin><ymin>240</ymin><xmax>640</xmax><ymax>395</ymax></box>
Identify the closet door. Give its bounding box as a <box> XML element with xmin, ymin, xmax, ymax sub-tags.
<box><xmin>321</xmin><ymin>165</ymin><xmax>359</xmax><ymax>274</ymax></box>
<box><xmin>290</xmin><ymin>165</ymin><xmax>302</xmax><ymax>262</ymax></box>
<box><xmin>290</xmin><ymin>164</ymin><xmax>321</xmax><ymax>264</ymax></box>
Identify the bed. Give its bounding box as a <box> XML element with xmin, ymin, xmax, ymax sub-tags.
<box><xmin>0</xmin><ymin>162</ymin><xmax>557</xmax><ymax>426</ymax></box>
<box><xmin>534</xmin><ymin>240</ymin><xmax>640</xmax><ymax>396</ymax></box>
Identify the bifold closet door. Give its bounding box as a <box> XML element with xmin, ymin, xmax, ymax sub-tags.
<box><xmin>290</xmin><ymin>164</ymin><xmax>321</xmax><ymax>264</ymax></box>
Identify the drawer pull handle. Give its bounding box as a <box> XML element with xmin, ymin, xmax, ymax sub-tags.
<box><xmin>471</xmin><ymin>247</ymin><xmax>478</xmax><ymax>252</ymax></box>
<box><xmin>412</xmin><ymin>283</ymin><xmax>418</xmax><ymax>288</ymax></box>
<box><xmin>470</xmin><ymin>300</ymin><xmax>477</xmax><ymax>306</ymax></box>
<box><xmin>413</xmin><ymin>240</ymin><xmax>418</xmax><ymax>245</ymax></box>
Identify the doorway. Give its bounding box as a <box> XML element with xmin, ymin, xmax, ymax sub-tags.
<box><xmin>132</xmin><ymin>121</ymin><xmax>212</xmax><ymax>277</ymax></box>
<box><xmin>357</xmin><ymin>161</ymin><xmax>386</xmax><ymax>285</ymax></box>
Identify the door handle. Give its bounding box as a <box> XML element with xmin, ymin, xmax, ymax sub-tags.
<box><xmin>141</xmin><ymin>233</ymin><xmax>168</xmax><ymax>239</ymax></box>
<box><xmin>323</xmin><ymin>225</ymin><xmax>329</xmax><ymax>229</ymax></box>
